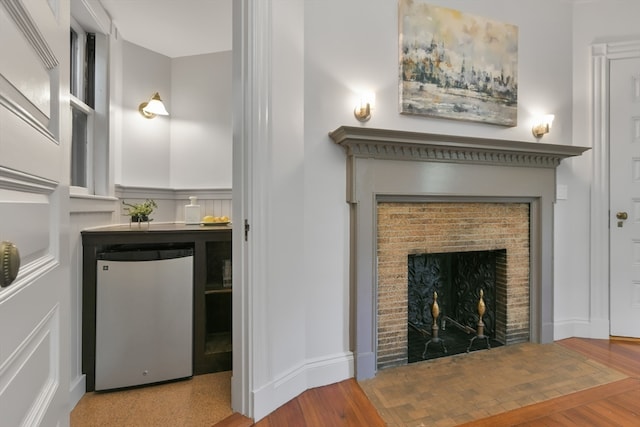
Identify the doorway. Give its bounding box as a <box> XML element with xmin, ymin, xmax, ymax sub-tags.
<box><xmin>591</xmin><ymin>39</ymin><xmax>640</xmax><ymax>340</ymax></box>
<box><xmin>609</xmin><ymin>55</ymin><xmax>640</xmax><ymax>338</ymax></box>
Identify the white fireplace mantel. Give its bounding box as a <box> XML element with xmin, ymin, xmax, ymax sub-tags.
<box><xmin>329</xmin><ymin>126</ymin><xmax>590</xmax><ymax>380</ymax></box>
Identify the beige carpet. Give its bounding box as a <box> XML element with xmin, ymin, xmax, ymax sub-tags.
<box><xmin>359</xmin><ymin>342</ymin><xmax>628</xmax><ymax>427</ymax></box>
<box><xmin>71</xmin><ymin>371</ymin><xmax>232</xmax><ymax>427</ymax></box>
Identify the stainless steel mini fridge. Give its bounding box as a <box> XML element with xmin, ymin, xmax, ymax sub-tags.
<box><xmin>94</xmin><ymin>248</ymin><xmax>193</xmax><ymax>391</ymax></box>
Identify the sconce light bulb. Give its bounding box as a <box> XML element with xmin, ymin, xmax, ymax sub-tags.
<box><xmin>354</xmin><ymin>93</ymin><xmax>374</xmax><ymax>122</ymax></box>
<box><xmin>532</xmin><ymin>114</ymin><xmax>554</xmax><ymax>138</ymax></box>
<box><xmin>354</xmin><ymin>102</ymin><xmax>371</xmax><ymax>122</ymax></box>
<box><xmin>139</xmin><ymin>92</ymin><xmax>169</xmax><ymax>119</ymax></box>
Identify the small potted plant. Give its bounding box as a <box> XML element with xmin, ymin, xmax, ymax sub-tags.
<box><xmin>122</xmin><ymin>199</ymin><xmax>157</xmax><ymax>226</ymax></box>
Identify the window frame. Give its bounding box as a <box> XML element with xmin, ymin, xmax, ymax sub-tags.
<box><xmin>69</xmin><ymin>16</ymin><xmax>107</xmax><ymax>197</ymax></box>
<box><xmin>70</xmin><ymin>94</ymin><xmax>95</xmax><ymax>194</ymax></box>
<box><xmin>70</xmin><ymin>22</ymin><xmax>86</xmax><ymax>101</ymax></box>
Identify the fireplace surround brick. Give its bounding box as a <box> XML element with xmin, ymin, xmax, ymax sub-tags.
<box><xmin>377</xmin><ymin>202</ymin><xmax>530</xmax><ymax>369</ymax></box>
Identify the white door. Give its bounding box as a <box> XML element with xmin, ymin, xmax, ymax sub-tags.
<box><xmin>610</xmin><ymin>56</ymin><xmax>640</xmax><ymax>338</ymax></box>
<box><xmin>0</xmin><ymin>0</ymin><xmax>71</xmax><ymax>425</ymax></box>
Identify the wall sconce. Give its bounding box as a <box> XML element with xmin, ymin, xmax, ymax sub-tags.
<box><xmin>532</xmin><ymin>114</ymin><xmax>554</xmax><ymax>138</ymax></box>
<box><xmin>354</xmin><ymin>93</ymin><xmax>374</xmax><ymax>122</ymax></box>
<box><xmin>139</xmin><ymin>92</ymin><xmax>169</xmax><ymax>119</ymax></box>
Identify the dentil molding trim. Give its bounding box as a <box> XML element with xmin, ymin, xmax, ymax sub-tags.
<box><xmin>329</xmin><ymin>126</ymin><xmax>589</xmax><ymax>168</ymax></box>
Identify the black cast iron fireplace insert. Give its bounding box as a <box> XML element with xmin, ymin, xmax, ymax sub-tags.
<box><xmin>407</xmin><ymin>249</ymin><xmax>506</xmax><ymax>362</ymax></box>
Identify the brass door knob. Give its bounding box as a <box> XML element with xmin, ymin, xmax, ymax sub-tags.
<box><xmin>1</xmin><ymin>241</ymin><xmax>20</xmax><ymax>288</ymax></box>
<box><xmin>616</xmin><ymin>212</ymin><xmax>628</xmax><ymax>220</ymax></box>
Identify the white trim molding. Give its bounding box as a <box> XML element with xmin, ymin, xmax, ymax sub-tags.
<box><xmin>252</xmin><ymin>352</ymin><xmax>354</xmax><ymax>421</ymax></box>
<box><xmin>0</xmin><ymin>165</ymin><xmax>58</xmax><ymax>194</ymax></box>
<box><xmin>114</xmin><ymin>185</ymin><xmax>231</xmax><ymax>201</ymax></box>
<box><xmin>231</xmin><ymin>0</ymin><xmax>273</xmax><ymax>419</ymax></box>
<box><xmin>0</xmin><ymin>0</ymin><xmax>58</xmax><ymax>69</ymax></box>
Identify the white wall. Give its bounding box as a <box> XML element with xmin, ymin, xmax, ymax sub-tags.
<box><xmin>171</xmin><ymin>52</ymin><xmax>233</xmax><ymax>189</ymax></box>
<box><xmin>120</xmin><ymin>42</ymin><xmax>172</xmax><ymax>188</ymax></box>
<box><xmin>119</xmin><ymin>43</ymin><xmax>233</xmax><ymax>190</ymax></box>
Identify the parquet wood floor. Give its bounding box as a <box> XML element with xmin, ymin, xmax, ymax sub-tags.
<box><xmin>460</xmin><ymin>338</ymin><xmax>640</xmax><ymax>426</ymax></box>
<box><xmin>360</xmin><ymin>341</ymin><xmax>627</xmax><ymax>426</ymax></box>
<box><xmin>215</xmin><ymin>338</ymin><xmax>640</xmax><ymax>427</ymax></box>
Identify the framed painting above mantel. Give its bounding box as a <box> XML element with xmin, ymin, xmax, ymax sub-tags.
<box><xmin>398</xmin><ymin>1</ymin><xmax>518</xmax><ymax>127</ymax></box>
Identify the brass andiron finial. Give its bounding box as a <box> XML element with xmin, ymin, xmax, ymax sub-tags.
<box><xmin>423</xmin><ymin>291</ymin><xmax>447</xmax><ymax>358</ymax></box>
<box><xmin>477</xmin><ymin>289</ymin><xmax>486</xmax><ymax>337</ymax></box>
<box><xmin>467</xmin><ymin>288</ymin><xmax>491</xmax><ymax>352</ymax></box>
<box><xmin>432</xmin><ymin>291</ymin><xmax>440</xmax><ymax>335</ymax></box>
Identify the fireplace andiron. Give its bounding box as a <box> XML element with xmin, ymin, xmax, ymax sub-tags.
<box><xmin>466</xmin><ymin>289</ymin><xmax>491</xmax><ymax>352</ymax></box>
<box><xmin>422</xmin><ymin>291</ymin><xmax>447</xmax><ymax>358</ymax></box>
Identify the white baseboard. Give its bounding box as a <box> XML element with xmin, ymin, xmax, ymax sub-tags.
<box><xmin>252</xmin><ymin>352</ymin><xmax>354</xmax><ymax>422</ymax></box>
<box><xmin>554</xmin><ymin>318</ymin><xmax>609</xmax><ymax>340</ymax></box>
<box><xmin>305</xmin><ymin>352</ymin><xmax>354</xmax><ymax>389</ymax></box>
<box><xmin>69</xmin><ymin>374</ymin><xmax>86</xmax><ymax>411</ymax></box>
<box><xmin>587</xmin><ymin>318</ymin><xmax>610</xmax><ymax>339</ymax></box>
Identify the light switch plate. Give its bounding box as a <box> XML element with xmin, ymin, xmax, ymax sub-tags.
<box><xmin>557</xmin><ymin>184</ymin><xmax>568</xmax><ymax>200</ymax></box>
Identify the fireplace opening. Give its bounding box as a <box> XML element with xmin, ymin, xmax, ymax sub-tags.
<box><xmin>407</xmin><ymin>250</ymin><xmax>506</xmax><ymax>362</ymax></box>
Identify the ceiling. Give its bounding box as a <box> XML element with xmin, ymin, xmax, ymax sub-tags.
<box><xmin>99</xmin><ymin>0</ymin><xmax>232</xmax><ymax>58</ymax></box>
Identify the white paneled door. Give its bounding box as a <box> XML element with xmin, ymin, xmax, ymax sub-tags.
<box><xmin>610</xmin><ymin>56</ymin><xmax>640</xmax><ymax>339</ymax></box>
<box><xmin>0</xmin><ymin>0</ymin><xmax>70</xmax><ymax>425</ymax></box>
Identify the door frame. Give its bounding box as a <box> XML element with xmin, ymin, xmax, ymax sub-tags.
<box><xmin>591</xmin><ymin>40</ymin><xmax>640</xmax><ymax>337</ymax></box>
<box><xmin>231</xmin><ymin>0</ymin><xmax>271</xmax><ymax>418</ymax></box>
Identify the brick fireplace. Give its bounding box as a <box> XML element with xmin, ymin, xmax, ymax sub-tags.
<box><xmin>329</xmin><ymin>126</ymin><xmax>588</xmax><ymax>380</ymax></box>
<box><xmin>377</xmin><ymin>201</ymin><xmax>530</xmax><ymax>369</ymax></box>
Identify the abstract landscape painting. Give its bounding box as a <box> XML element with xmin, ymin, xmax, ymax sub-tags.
<box><xmin>399</xmin><ymin>1</ymin><xmax>518</xmax><ymax>126</ymax></box>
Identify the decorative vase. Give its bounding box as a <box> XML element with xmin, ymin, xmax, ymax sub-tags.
<box><xmin>130</xmin><ymin>214</ymin><xmax>150</xmax><ymax>228</ymax></box>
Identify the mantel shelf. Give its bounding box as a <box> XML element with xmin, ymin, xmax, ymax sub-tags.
<box><xmin>329</xmin><ymin>126</ymin><xmax>590</xmax><ymax>168</ymax></box>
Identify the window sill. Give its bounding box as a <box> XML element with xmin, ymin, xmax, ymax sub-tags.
<box><xmin>70</xmin><ymin>191</ymin><xmax>118</xmax><ymax>214</ymax></box>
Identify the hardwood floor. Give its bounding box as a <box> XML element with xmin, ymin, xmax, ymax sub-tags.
<box><xmin>213</xmin><ymin>379</ymin><xmax>386</xmax><ymax>427</ymax></box>
<box><xmin>214</xmin><ymin>338</ymin><xmax>640</xmax><ymax>426</ymax></box>
<box><xmin>558</xmin><ymin>338</ymin><xmax>640</xmax><ymax>378</ymax></box>
<box><xmin>459</xmin><ymin>378</ymin><xmax>640</xmax><ymax>426</ymax></box>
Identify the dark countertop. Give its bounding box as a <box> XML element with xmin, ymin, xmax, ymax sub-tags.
<box><xmin>82</xmin><ymin>222</ymin><xmax>232</xmax><ymax>234</ymax></box>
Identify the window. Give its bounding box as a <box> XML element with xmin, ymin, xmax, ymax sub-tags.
<box><xmin>70</xmin><ymin>97</ymin><xmax>92</xmax><ymax>188</ymax></box>
<box><xmin>70</xmin><ymin>22</ymin><xmax>95</xmax><ymax>192</ymax></box>
<box><xmin>70</xmin><ymin>17</ymin><xmax>106</xmax><ymax>196</ymax></box>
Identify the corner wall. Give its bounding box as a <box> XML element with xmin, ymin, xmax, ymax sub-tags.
<box><xmin>120</xmin><ymin>41</ymin><xmax>172</xmax><ymax>188</ymax></box>
<box><xmin>170</xmin><ymin>52</ymin><xmax>233</xmax><ymax>189</ymax></box>
<box><xmin>119</xmin><ymin>43</ymin><xmax>233</xmax><ymax>190</ymax></box>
